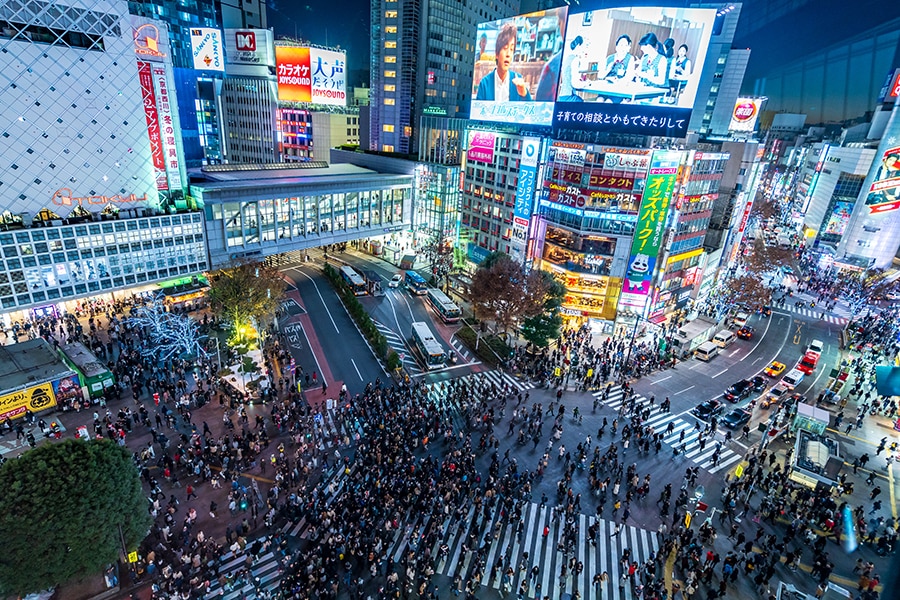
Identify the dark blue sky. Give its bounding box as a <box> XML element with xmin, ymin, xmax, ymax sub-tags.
<box><xmin>269</xmin><ymin>0</ymin><xmax>370</xmax><ymax>85</ymax></box>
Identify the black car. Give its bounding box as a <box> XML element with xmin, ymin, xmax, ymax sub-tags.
<box><xmin>723</xmin><ymin>380</ymin><xmax>753</xmax><ymax>402</ymax></box>
<box><xmin>722</xmin><ymin>408</ymin><xmax>752</xmax><ymax>430</ymax></box>
<box><xmin>750</xmin><ymin>375</ymin><xmax>767</xmax><ymax>391</ymax></box>
<box><xmin>692</xmin><ymin>399</ymin><xmax>725</xmax><ymax>421</ymax></box>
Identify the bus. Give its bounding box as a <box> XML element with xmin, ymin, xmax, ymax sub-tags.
<box><xmin>410</xmin><ymin>321</ymin><xmax>445</xmax><ymax>370</ymax></box>
<box><xmin>339</xmin><ymin>265</ymin><xmax>367</xmax><ymax>296</ymax></box>
<box><xmin>58</xmin><ymin>342</ymin><xmax>115</xmax><ymax>400</ymax></box>
<box><xmin>405</xmin><ymin>270</ymin><xmax>428</xmax><ymax>295</ymax></box>
<box><xmin>427</xmin><ymin>288</ymin><xmax>461</xmax><ymax>323</ymax></box>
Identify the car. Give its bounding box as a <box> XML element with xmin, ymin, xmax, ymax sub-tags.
<box><xmin>736</xmin><ymin>326</ymin><xmax>754</xmax><ymax>340</ymax></box>
<box><xmin>733</xmin><ymin>312</ymin><xmax>751</xmax><ymax>328</ymax></box>
<box><xmin>750</xmin><ymin>375</ymin><xmax>767</xmax><ymax>391</ymax></box>
<box><xmin>761</xmin><ymin>306</ymin><xmax>772</xmax><ymax>317</ymax></box>
<box><xmin>388</xmin><ymin>273</ymin><xmax>403</xmax><ymax>288</ymax></box>
<box><xmin>722</xmin><ymin>408</ymin><xmax>752</xmax><ymax>430</ymax></box>
<box><xmin>765</xmin><ymin>361</ymin><xmax>786</xmax><ymax>377</ymax></box>
<box><xmin>692</xmin><ymin>399</ymin><xmax>725</xmax><ymax>421</ymax></box>
<box><xmin>724</xmin><ymin>379</ymin><xmax>754</xmax><ymax>403</ymax></box>
<box><xmin>761</xmin><ymin>383</ymin><xmax>791</xmax><ymax>408</ymax></box>
<box><xmin>797</xmin><ymin>351</ymin><xmax>819</xmax><ymax>375</ymax></box>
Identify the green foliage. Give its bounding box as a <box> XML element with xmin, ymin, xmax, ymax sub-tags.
<box><xmin>322</xmin><ymin>263</ymin><xmax>392</xmax><ymax>364</ymax></box>
<box><xmin>455</xmin><ymin>323</ymin><xmax>511</xmax><ymax>366</ymax></box>
<box><xmin>521</xmin><ymin>271</ymin><xmax>566</xmax><ymax>348</ymax></box>
<box><xmin>386</xmin><ymin>350</ymin><xmax>402</xmax><ymax>370</ymax></box>
<box><xmin>207</xmin><ymin>261</ymin><xmax>286</xmax><ymax>336</ymax></box>
<box><xmin>0</xmin><ymin>439</ymin><xmax>151</xmax><ymax>596</ymax></box>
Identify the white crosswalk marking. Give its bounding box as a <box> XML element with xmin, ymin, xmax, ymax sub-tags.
<box><xmin>203</xmin><ymin>548</ymin><xmax>282</xmax><ymax>599</ymax></box>
<box><xmin>782</xmin><ymin>303</ymin><xmax>847</xmax><ymax>324</ymax></box>
<box><xmin>591</xmin><ymin>385</ymin><xmax>741</xmax><ymax>471</ymax></box>
<box><xmin>373</xmin><ymin>320</ymin><xmax>423</xmax><ymax>374</ymax></box>
<box><xmin>425</xmin><ymin>500</ymin><xmax>658</xmax><ymax>599</ymax></box>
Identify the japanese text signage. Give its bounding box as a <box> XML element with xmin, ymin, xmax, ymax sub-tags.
<box><xmin>864</xmin><ymin>145</ymin><xmax>900</xmax><ymax>214</ymax></box>
<box><xmin>553</xmin><ymin>6</ymin><xmax>716</xmax><ymax>137</ymax></box>
<box><xmin>190</xmin><ymin>28</ymin><xmax>224</xmax><ymax>71</ymax></box>
<box><xmin>151</xmin><ymin>66</ymin><xmax>182</xmax><ymax>192</ymax></box>
<box><xmin>138</xmin><ymin>61</ymin><xmax>168</xmax><ymax>192</ymax></box>
<box><xmin>275</xmin><ymin>46</ymin><xmax>347</xmax><ymax>105</ymax></box>
<box><xmin>514</xmin><ymin>137</ymin><xmax>541</xmax><ymax>221</ymax></box>
<box><xmin>619</xmin><ymin>150</ymin><xmax>682</xmax><ymax>310</ymax></box>
<box><xmin>0</xmin><ymin>382</ymin><xmax>57</xmax><ymax>422</ymax></box>
<box><xmin>466</xmin><ymin>131</ymin><xmax>496</xmax><ymax>164</ymax></box>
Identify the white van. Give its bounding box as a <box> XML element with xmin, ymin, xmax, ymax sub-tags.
<box><xmin>781</xmin><ymin>368</ymin><xmax>805</xmax><ymax>389</ymax></box>
<box><xmin>712</xmin><ymin>330</ymin><xmax>737</xmax><ymax>348</ymax></box>
<box><xmin>733</xmin><ymin>312</ymin><xmax>751</xmax><ymax>328</ymax></box>
<box><xmin>695</xmin><ymin>341</ymin><xmax>720</xmax><ymax>362</ymax></box>
<box><xmin>807</xmin><ymin>339</ymin><xmax>824</xmax><ymax>356</ymax></box>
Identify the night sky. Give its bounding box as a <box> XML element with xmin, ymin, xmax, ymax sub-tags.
<box><xmin>269</xmin><ymin>0</ymin><xmax>370</xmax><ymax>87</ymax></box>
<box><xmin>270</xmin><ymin>0</ymin><xmax>900</xmax><ymax>119</ymax></box>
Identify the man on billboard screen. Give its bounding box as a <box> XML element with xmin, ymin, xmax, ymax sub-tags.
<box><xmin>470</xmin><ymin>7</ymin><xmax>567</xmax><ymax>126</ymax></box>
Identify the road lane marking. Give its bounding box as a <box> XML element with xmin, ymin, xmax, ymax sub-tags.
<box><xmin>711</xmin><ymin>369</ymin><xmax>728</xmax><ymax>378</ymax></box>
<box><xmin>654</xmin><ymin>375</ymin><xmax>672</xmax><ymax>383</ymax></box>
<box><xmin>673</xmin><ymin>385</ymin><xmax>695</xmax><ymax>396</ymax></box>
<box><xmin>350</xmin><ymin>358</ymin><xmax>363</xmax><ymax>381</ymax></box>
<box><xmin>292</xmin><ymin>268</ymin><xmax>340</xmax><ymax>334</ymax></box>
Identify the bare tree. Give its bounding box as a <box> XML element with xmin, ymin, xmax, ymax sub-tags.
<box><xmin>470</xmin><ymin>253</ymin><xmax>549</xmax><ymax>338</ymax></box>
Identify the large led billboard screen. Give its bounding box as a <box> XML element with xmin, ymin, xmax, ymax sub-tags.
<box><xmin>275</xmin><ymin>46</ymin><xmax>347</xmax><ymax>105</ymax></box>
<box><xmin>553</xmin><ymin>7</ymin><xmax>716</xmax><ymax>137</ymax></box>
<box><xmin>470</xmin><ymin>7</ymin><xmax>568</xmax><ymax>126</ymax></box>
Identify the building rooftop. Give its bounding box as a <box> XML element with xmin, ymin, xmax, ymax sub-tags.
<box><xmin>0</xmin><ymin>338</ymin><xmax>75</xmax><ymax>392</ymax></box>
<box><xmin>189</xmin><ymin>163</ymin><xmax>411</xmax><ymax>195</ymax></box>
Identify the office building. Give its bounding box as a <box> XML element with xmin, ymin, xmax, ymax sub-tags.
<box><xmin>368</xmin><ymin>0</ymin><xmax>520</xmax><ymax>155</ymax></box>
<box><xmin>279</xmin><ymin>109</ymin><xmax>361</xmax><ymax>163</ymax></box>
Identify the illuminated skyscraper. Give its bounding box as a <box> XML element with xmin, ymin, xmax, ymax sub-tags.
<box><xmin>368</xmin><ymin>0</ymin><xmax>520</xmax><ymax>155</ymax></box>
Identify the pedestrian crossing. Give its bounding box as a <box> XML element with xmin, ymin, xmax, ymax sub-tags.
<box><xmin>426</xmin><ymin>369</ymin><xmax>536</xmax><ymax>394</ymax></box>
<box><xmin>373</xmin><ymin>320</ymin><xmax>423</xmax><ymax>375</ymax></box>
<box><xmin>450</xmin><ymin>336</ymin><xmax>473</xmax><ymax>362</ymax></box>
<box><xmin>780</xmin><ymin>303</ymin><xmax>847</xmax><ymax>324</ymax></box>
<box><xmin>281</xmin><ymin>464</ymin><xmax>660</xmax><ymax>600</ymax></box>
<box><xmin>203</xmin><ymin>547</ymin><xmax>282</xmax><ymax>599</ymax></box>
<box><xmin>592</xmin><ymin>386</ymin><xmax>742</xmax><ymax>474</ymax></box>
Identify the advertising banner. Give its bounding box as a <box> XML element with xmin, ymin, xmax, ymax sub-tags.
<box><xmin>823</xmin><ymin>200</ymin><xmax>854</xmax><ymax>235</ymax></box>
<box><xmin>729</xmin><ymin>97</ymin><xmax>762</xmax><ymax>132</ymax></box>
<box><xmin>514</xmin><ymin>137</ymin><xmax>541</xmax><ymax>220</ymax></box>
<box><xmin>276</xmin><ymin>46</ymin><xmax>347</xmax><ymax>105</ymax></box>
<box><xmin>0</xmin><ymin>382</ymin><xmax>57</xmax><ymax>421</ymax></box>
<box><xmin>225</xmin><ymin>29</ymin><xmax>275</xmax><ymax>67</ymax></box>
<box><xmin>466</xmin><ymin>131</ymin><xmax>496</xmax><ymax>164</ymax></box>
<box><xmin>190</xmin><ymin>27</ymin><xmax>224</xmax><ymax>71</ymax></box>
<box><xmin>471</xmin><ymin>7</ymin><xmax>568</xmax><ymax>126</ymax></box>
<box><xmin>542</xmin><ymin>143</ymin><xmax>650</xmax><ymax>212</ymax></box>
<box><xmin>864</xmin><ymin>146</ymin><xmax>900</xmax><ymax>213</ymax></box>
<box><xmin>151</xmin><ymin>66</ymin><xmax>183</xmax><ymax>192</ymax></box>
<box><xmin>138</xmin><ymin>61</ymin><xmax>168</xmax><ymax>192</ymax></box>
<box><xmin>553</xmin><ymin>7</ymin><xmax>716</xmax><ymax>137</ymax></box>
<box><xmin>619</xmin><ymin>150</ymin><xmax>682</xmax><ymax>309</ymax></box>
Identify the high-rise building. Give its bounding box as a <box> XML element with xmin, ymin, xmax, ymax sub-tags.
<box><xmin>368</xmin><ymin>0</ymin><xmax>520</xmax><ymax>155</ymax></box>
<box><xmin>0</xmin><ymin>0</ymin><xmax>208</xmax><ymax>319</ymax></box>
<box><xmin>127</xmin><ymin>0</ymin><xmax>269</xmax><ymax>166</ymax></box>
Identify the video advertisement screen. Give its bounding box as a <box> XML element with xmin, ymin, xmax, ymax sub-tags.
<box><xmin>470</xmin><ymin>7</ymin><xmax>568</xmax><ymax>126</ymax></box>
<box><xmin>553</xmin><ymin>7</ymin><xmax>716</xmax><ymax>137</ymax></box>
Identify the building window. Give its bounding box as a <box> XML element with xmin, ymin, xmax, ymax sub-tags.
<box><xmin>385</xmin><ymin>10</ymin><xmax>398</xmax><ymax>18</ymax></box>
<box><xmin>385</xmin><ymin>55</ymin><xmax>397</xmax><ymax>63</ymax></box>
<box><xmin>384</xmin><ymin>98</ymin><xmax>395</xmax><ymax>105</ymax></box>
<box><xmin>383</xmin><ymin>124</ymin><xmax>395</xmax><ymax>132</ymax></box>
<box><xmin>384</xmin><ymin>70</ymin><xmax>396</xmax><ymax>78</ymax></box>
<box><xmin>383</xmin><ymin>84</ymin><xmax>396</xmax><ymax>92</ymax></box>
<box><xmin>385</xmin><ymin>26</ymin><xmax>397</xmax><ymax>34</ymax></box>
<box><xmin>385</xmin><ymin>41</ymin><xmax>397</xmax><ymax>49</ymax></box>
<box><xmin>383</xmin><ymin>145</ymin><xmax>394</xmax><ymax>152</ymax></box>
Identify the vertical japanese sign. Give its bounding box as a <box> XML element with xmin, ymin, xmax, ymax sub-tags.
<box><xmin>151</xmin><ymin>66</ymin><xmax>182</xmax><ymax>192</ymax></box>
<box><xmin>511</xmin><ymin>137</ymin><xmax>541</xmax><ymax>261</ymax></box>
<box><xmin>619</xmin><ymin>150</ymin><xmax>682</xmax><ymax>310</ymax></box>
<box><xmin>138</xmin><ymin>61</ymin><xmax>168</xmax><ymax>192</ymax></box>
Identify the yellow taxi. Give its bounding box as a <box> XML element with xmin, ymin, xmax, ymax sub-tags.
<box><xmin>764</xmin><ymin>361</ymin><xmax>786</xmax><ymax>377</ymax></box>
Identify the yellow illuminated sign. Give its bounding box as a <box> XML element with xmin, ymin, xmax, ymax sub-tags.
<box><xmin>666</xmin><ymin>248</ymin><xmax>704</xmax><ymax>265</ymax></box>
<box><xmin>0</xmin><ymin>382</ymin><xmax>57</xmax><ymax>421</ymax></box>
<box><xmin>128</xmin><ymin>551</ymin><xmax>139</xmax><ymax>563</ymax></box>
